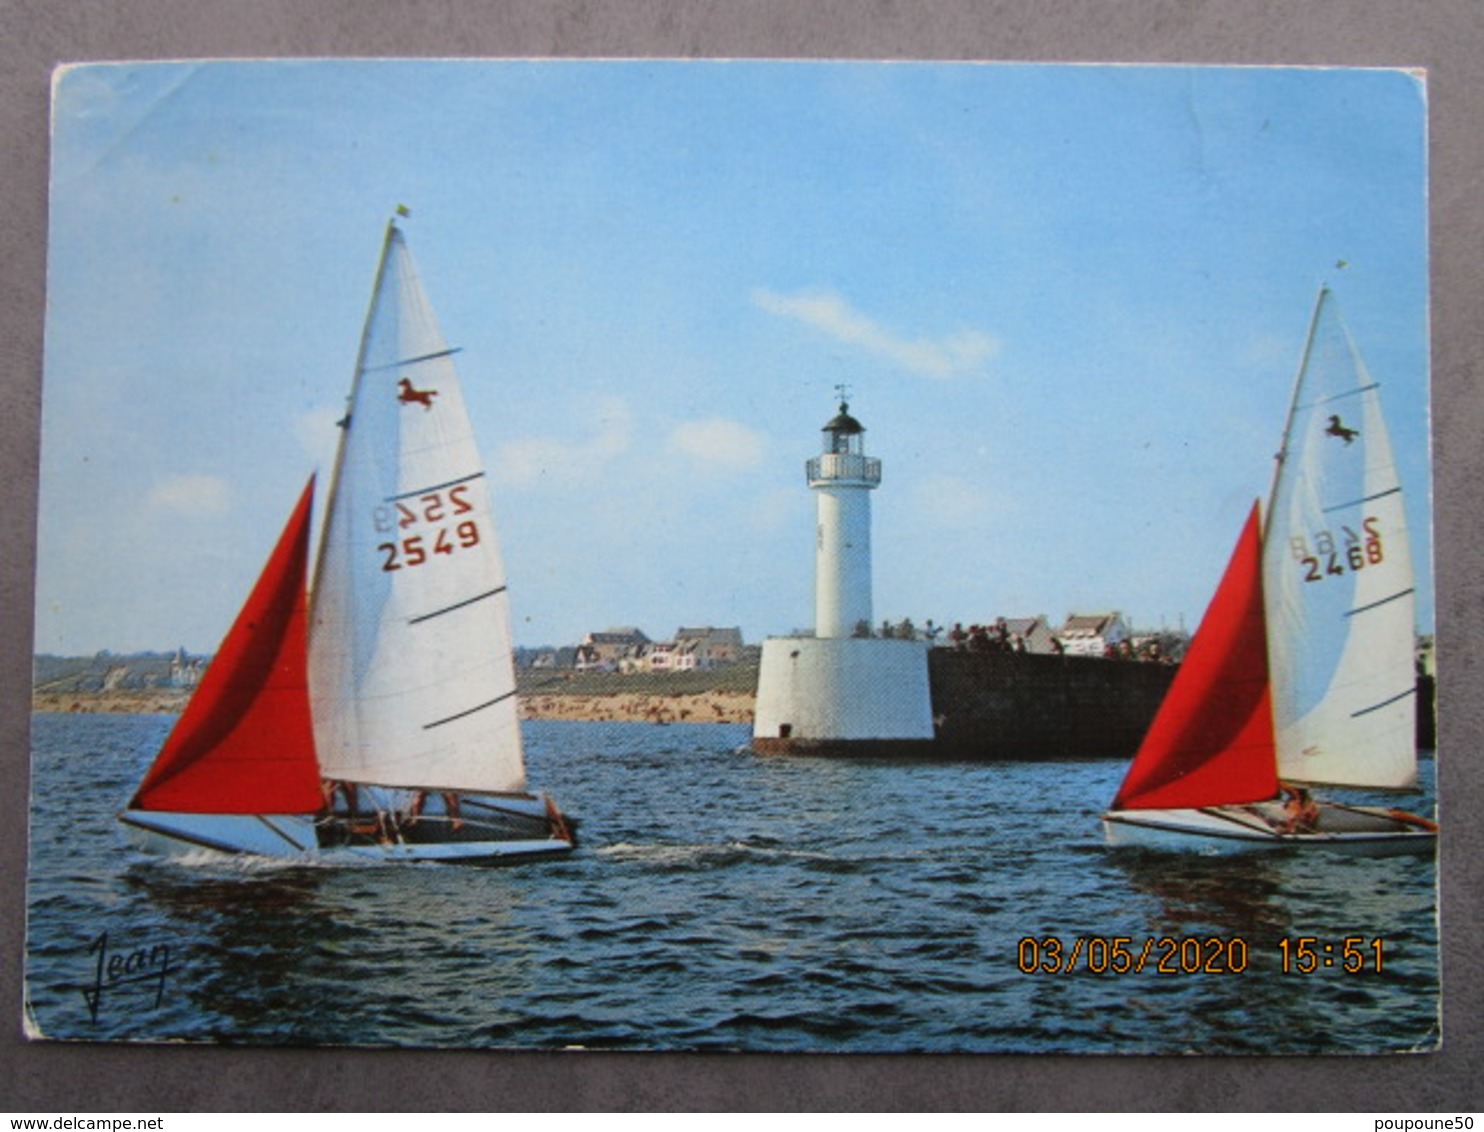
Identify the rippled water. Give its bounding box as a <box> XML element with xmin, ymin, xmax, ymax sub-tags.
<box><xmin>25</xmin><ymin>713</ymin><xmax>1439</xmax><ymax>1053</ymax></box>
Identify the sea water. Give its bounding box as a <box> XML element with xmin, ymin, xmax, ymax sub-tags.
<box><xmin>23</xmin><ymin>713</ymin><xmax>1439</xmax><ymax>1053</ymax></box>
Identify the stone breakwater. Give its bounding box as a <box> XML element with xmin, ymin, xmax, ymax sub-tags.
<box><xmin>32</xmin><ymin>688</ymin><xmax>757</xmax><ymax>725</ymax></box>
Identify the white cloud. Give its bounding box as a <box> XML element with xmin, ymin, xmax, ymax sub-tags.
<box><xmin>666</xmin><ymin>417</ymin><xmax>766</xmax><ymax>470</ymax></box>
<box><xmin>495</xmin><ymin>396</ymin><xmax>633</xmax><ymax>487</ymax></box>
<box><xmin>752</xmin><ymin>287</ymin><xmax>999</xmax><ymax>378</ymax></box>
<box><xmin>147</xmin><ymin>473</ymin><xmax>230</xmax><ymax>514</ymax></box>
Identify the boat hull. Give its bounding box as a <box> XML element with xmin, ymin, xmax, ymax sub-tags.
<box><xmin>1102</xmin><ymin>802</ymin><xmax>1435</xmax><ymax>856</ymax></box>
<box><xmin>120</xmin><ymin>792</ymin><xmax>575</xmax><ymax>866</ymax></box>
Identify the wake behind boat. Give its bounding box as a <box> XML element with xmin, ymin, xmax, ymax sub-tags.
<box><xmin>1102</xmin><ymin>288</ymin><xmax>1435</xmax><ymax>855</ymax></box>
<box><xmin>121</xmin><ymin>217</ymin><xmax>575</xmax><ymax>866</ymax></box>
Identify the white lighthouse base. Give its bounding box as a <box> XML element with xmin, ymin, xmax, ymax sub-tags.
<box><xmin>752</xmin><ymin>636</ymin><xmax>935</xmax><ymax>756</ymax></box>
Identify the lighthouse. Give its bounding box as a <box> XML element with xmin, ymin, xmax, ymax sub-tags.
<box><xmin>810</xmin><ymin>398</ymin><xmax>879</xmax><ymax>639</ymax></box>
<box><xmin>752</xmin><ymin>394</ymin><xmax>934</xmax><ymax>756</ymax></box>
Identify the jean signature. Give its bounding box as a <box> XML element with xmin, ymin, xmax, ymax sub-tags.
<box><xmin>81</xmin><ymin>931</ymin><xmax>177</xmax><ymax>1023</ymax></box>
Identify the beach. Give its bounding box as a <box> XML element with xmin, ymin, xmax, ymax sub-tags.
<box><xmin>31</xmin><ymin>686</ymin><xmax>757</xmax><ymax>724</ymax></box>
<box><xmin>518</xmin><ymin>689</ymin><xmax>753</xmax><ymax>724</ymax></box>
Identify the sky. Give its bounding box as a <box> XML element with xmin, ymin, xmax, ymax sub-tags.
<box><xmin>34</xmin><ymin>60</ymin><xmax>1432</xmax><ymax>654</ymax></box>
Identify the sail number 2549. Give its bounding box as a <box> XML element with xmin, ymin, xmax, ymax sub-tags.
<box><xmin>373</xmin><ymin>486</ymin><xmax>481</xmax><ymax>572</ymax></box>
<box><xmin>1291</xmin><ymin>517</ymin><xmax>1384</xmax><ymax>583</ymax></box>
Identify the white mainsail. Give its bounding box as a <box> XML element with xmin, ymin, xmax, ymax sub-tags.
<box><xmin>1263</xmin><ymin>288</ymin><xmax>1418</xmax><ymax>789</ymax></box>
<box><xmin>309</xmin><ymin>223</ymin><xmax>527</xmax><ymax>794</ymax></box>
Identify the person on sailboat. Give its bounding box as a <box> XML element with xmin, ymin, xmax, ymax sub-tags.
<box><xmin>321</xmin><ymin>778</ymin><xmax>359</xmax><ymax>820</ymax></box>
<box><xmin>1279</xmin><ymin>784</ymin><xmax>1320</xmax><ymax>834</ymax></box>
<box><xmin>317</xmin><ymin>779</ymin><xmax>396</xmax><ymax>845</ymax></box>
<box><xmin>406</xmin><ymin>790</ymin><xmax>464</xmax><ymax>833</ymax></box>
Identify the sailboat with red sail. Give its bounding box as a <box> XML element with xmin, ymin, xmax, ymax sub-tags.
<box><xmin>120</xmin><ymin>218</ymin><xmax>575</xmax><ymax>864</ymax></box>
<box><xmin>1102</xmin><ymin>289</ymin><xmax>1436</xmax><ymax>853</ymax></box>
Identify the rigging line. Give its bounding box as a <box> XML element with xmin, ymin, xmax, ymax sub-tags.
<box><xmin>1323</xmin><ymin>486</ymin><xmax>1402</xmax><ymax>513</ymax></box>
<box><xmin>1346</xmin><ymin>587</ymin><xmax>1414</xmax><ymax>617</ymax></box>
<box><xmin>1351</xmin><ymin>686</ymin><xmax>1417</xmax><ymax>718</ymax></box>
<box><xmin>256</xmin><ymin>815</ymin><xmax>309</xmax><ymax>851</ymax></box>
<box><xmin>461</xmin><ymin>798</ymin><xmax>547</xmax><ymax>819</ymax></box>
<box><xmin>361</xmin><ymin>347</ymin><xmax>463</xmax><ymax>373</ymax></box>
<box><xmin>1295</xmin><ymin>382</ymin><xmax>1380</xmax><ymax>410</ymax></box>
<box><xmin>117</xmin><ymin>814</ymin><xmax>246</xmax><ymax>856</ymax></box>
<box><xmin>385</xmin><ymin>471</ymin><xmax>485</xmax><ymax>502</ymax></box>
<box><xmin>408</xmin><ymin>586</ymin><xmax>507</xmax><ymax>625</ymax></box>
<box><xmin>424</xmin><ymin>691</ymin><xmax>516</xmax><ymax>731</ymax></box>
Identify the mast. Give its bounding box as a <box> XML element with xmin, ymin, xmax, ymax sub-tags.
<box><xmin>309</xmin><ymin>217</ymin><xmax>400</xmax><ymax>615</ymax></box>
<box><xmin>1263</xmin><ymin>286</ymin><xmax>1328</xmax><ymax>542</ymax></box>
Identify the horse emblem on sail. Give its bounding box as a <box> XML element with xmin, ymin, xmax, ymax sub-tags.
<box><xmin>1325</xmin><ymin>414</ymin><xmax>1358</xmax><ymax>445</ymax></box>
<box><xmin>398</xmin><ymin>377</ymin><xmax>438</xmax><ymax>410</ymax></box>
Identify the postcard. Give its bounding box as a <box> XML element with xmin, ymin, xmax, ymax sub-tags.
<box><xmin>27</xmin><ymin>59</ymin><xmax>1436</xmax><ymax>1053</ymax></box>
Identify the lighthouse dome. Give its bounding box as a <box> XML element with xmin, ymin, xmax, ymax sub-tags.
<box><xmin>822</xmin><ymin>402</ymin><xmax>864</xmax><ymax>435</ymax></box>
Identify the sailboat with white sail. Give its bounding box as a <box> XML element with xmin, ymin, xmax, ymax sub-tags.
<box><xmin>1102</xmin><ymin>288</ymin><xmax>1436</xmax><ymax>854</ymax></box>
<box><xmin>121</xmin><ymin>218</ymin><xmax>575</xmax><ymax>864</ymax></box>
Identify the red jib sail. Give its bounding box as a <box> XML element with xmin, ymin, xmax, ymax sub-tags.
<box><xmin>131</xmin><ymin>480</ymin><xmax>323</xmax><ymax>814</ymax></box>
<box><xmin>1111</xmin><ymin>503</ymin><xmax>1278</xmax><ymax>811</ymax></box>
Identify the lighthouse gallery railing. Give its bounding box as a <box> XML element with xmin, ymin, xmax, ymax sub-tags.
<box><xmin>806</xmin><ymin>453</ymin><xmax>882</xmax><ymax>486</ymax></box>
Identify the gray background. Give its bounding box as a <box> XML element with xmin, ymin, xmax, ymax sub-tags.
<box><xmin>2</xmin><ymin>0</ymin><xmax>1478</xmax><ymax>1112</ymax></box>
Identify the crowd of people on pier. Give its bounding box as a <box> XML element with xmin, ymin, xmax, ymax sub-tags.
<box><xmin>854</xmin><ymin>615</ymin><xmax>1179</xmax><ymax>663</ymax></box>
<box><xmin>944</xmin><ymin>619</ymin><xmax>1037</xmax><ymax>654</ymax></box>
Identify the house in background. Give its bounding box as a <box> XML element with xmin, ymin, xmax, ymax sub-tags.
<box><xmin>575</xmin><ymin>627</ymin><xmax>650</xmax><ymax>672</ymax></box>
<box><xmin>170</xmin><ymin>647</ymin><xmax>206</xmax><ymax>688</ymax></box>
<box><xmin>515</xmin><ymin>646</ymin><xmax>576</xmax><ymax>670</ymax></box>
<box><xmin>646</xmin><ymin>640</ymin><xmax>680</xmax><ymax>672</ymax></box>
<box><xmin>674</xmin><ymin>626</ymin><xmax>744</xmax><ymax>669</ymax></box>
<box><xmin>1000</xmin><ymin>615</ymin><xmax>1058</xmax><ymax>654</ymax></box>
<box><xmin>572</xmin><ymin>626</ymin><xmax>746</xmax><ymax>673</ymax></box>
<box><xmin>1057</xmin><ymin>612</ymin><xmax>1129</xmax><ymax>658</ymax></box>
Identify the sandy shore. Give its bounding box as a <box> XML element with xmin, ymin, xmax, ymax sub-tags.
<box><xmin>32</xmin><ymin>690</ymin><xmax>191</xmax><ymax>715</ymax></box>
<box><xmin>32</xmin><ymin>688</ymin><xmax>756</xmax><ymax>724</ymax></box>
<box><xmin>519</xmin><ymin>690</ymin><xmax>754</xmax><ymax>724</ymax></box>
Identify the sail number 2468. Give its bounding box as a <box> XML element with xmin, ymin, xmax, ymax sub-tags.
<box><xmin>1291</xmin><ymin>517</ymin><xmax>1384</xmax><ymax>583</ymax></box>
<box><xmin>373</xmin><ymin>486</ymin><xmax>481</xmax><ymax>572</ymax></box>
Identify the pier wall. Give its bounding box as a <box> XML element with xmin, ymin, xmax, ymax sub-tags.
<box><xmin>927</xmin><ymin>649</ymin><xmax>1176</xmax><ymax>760</ymax></box>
